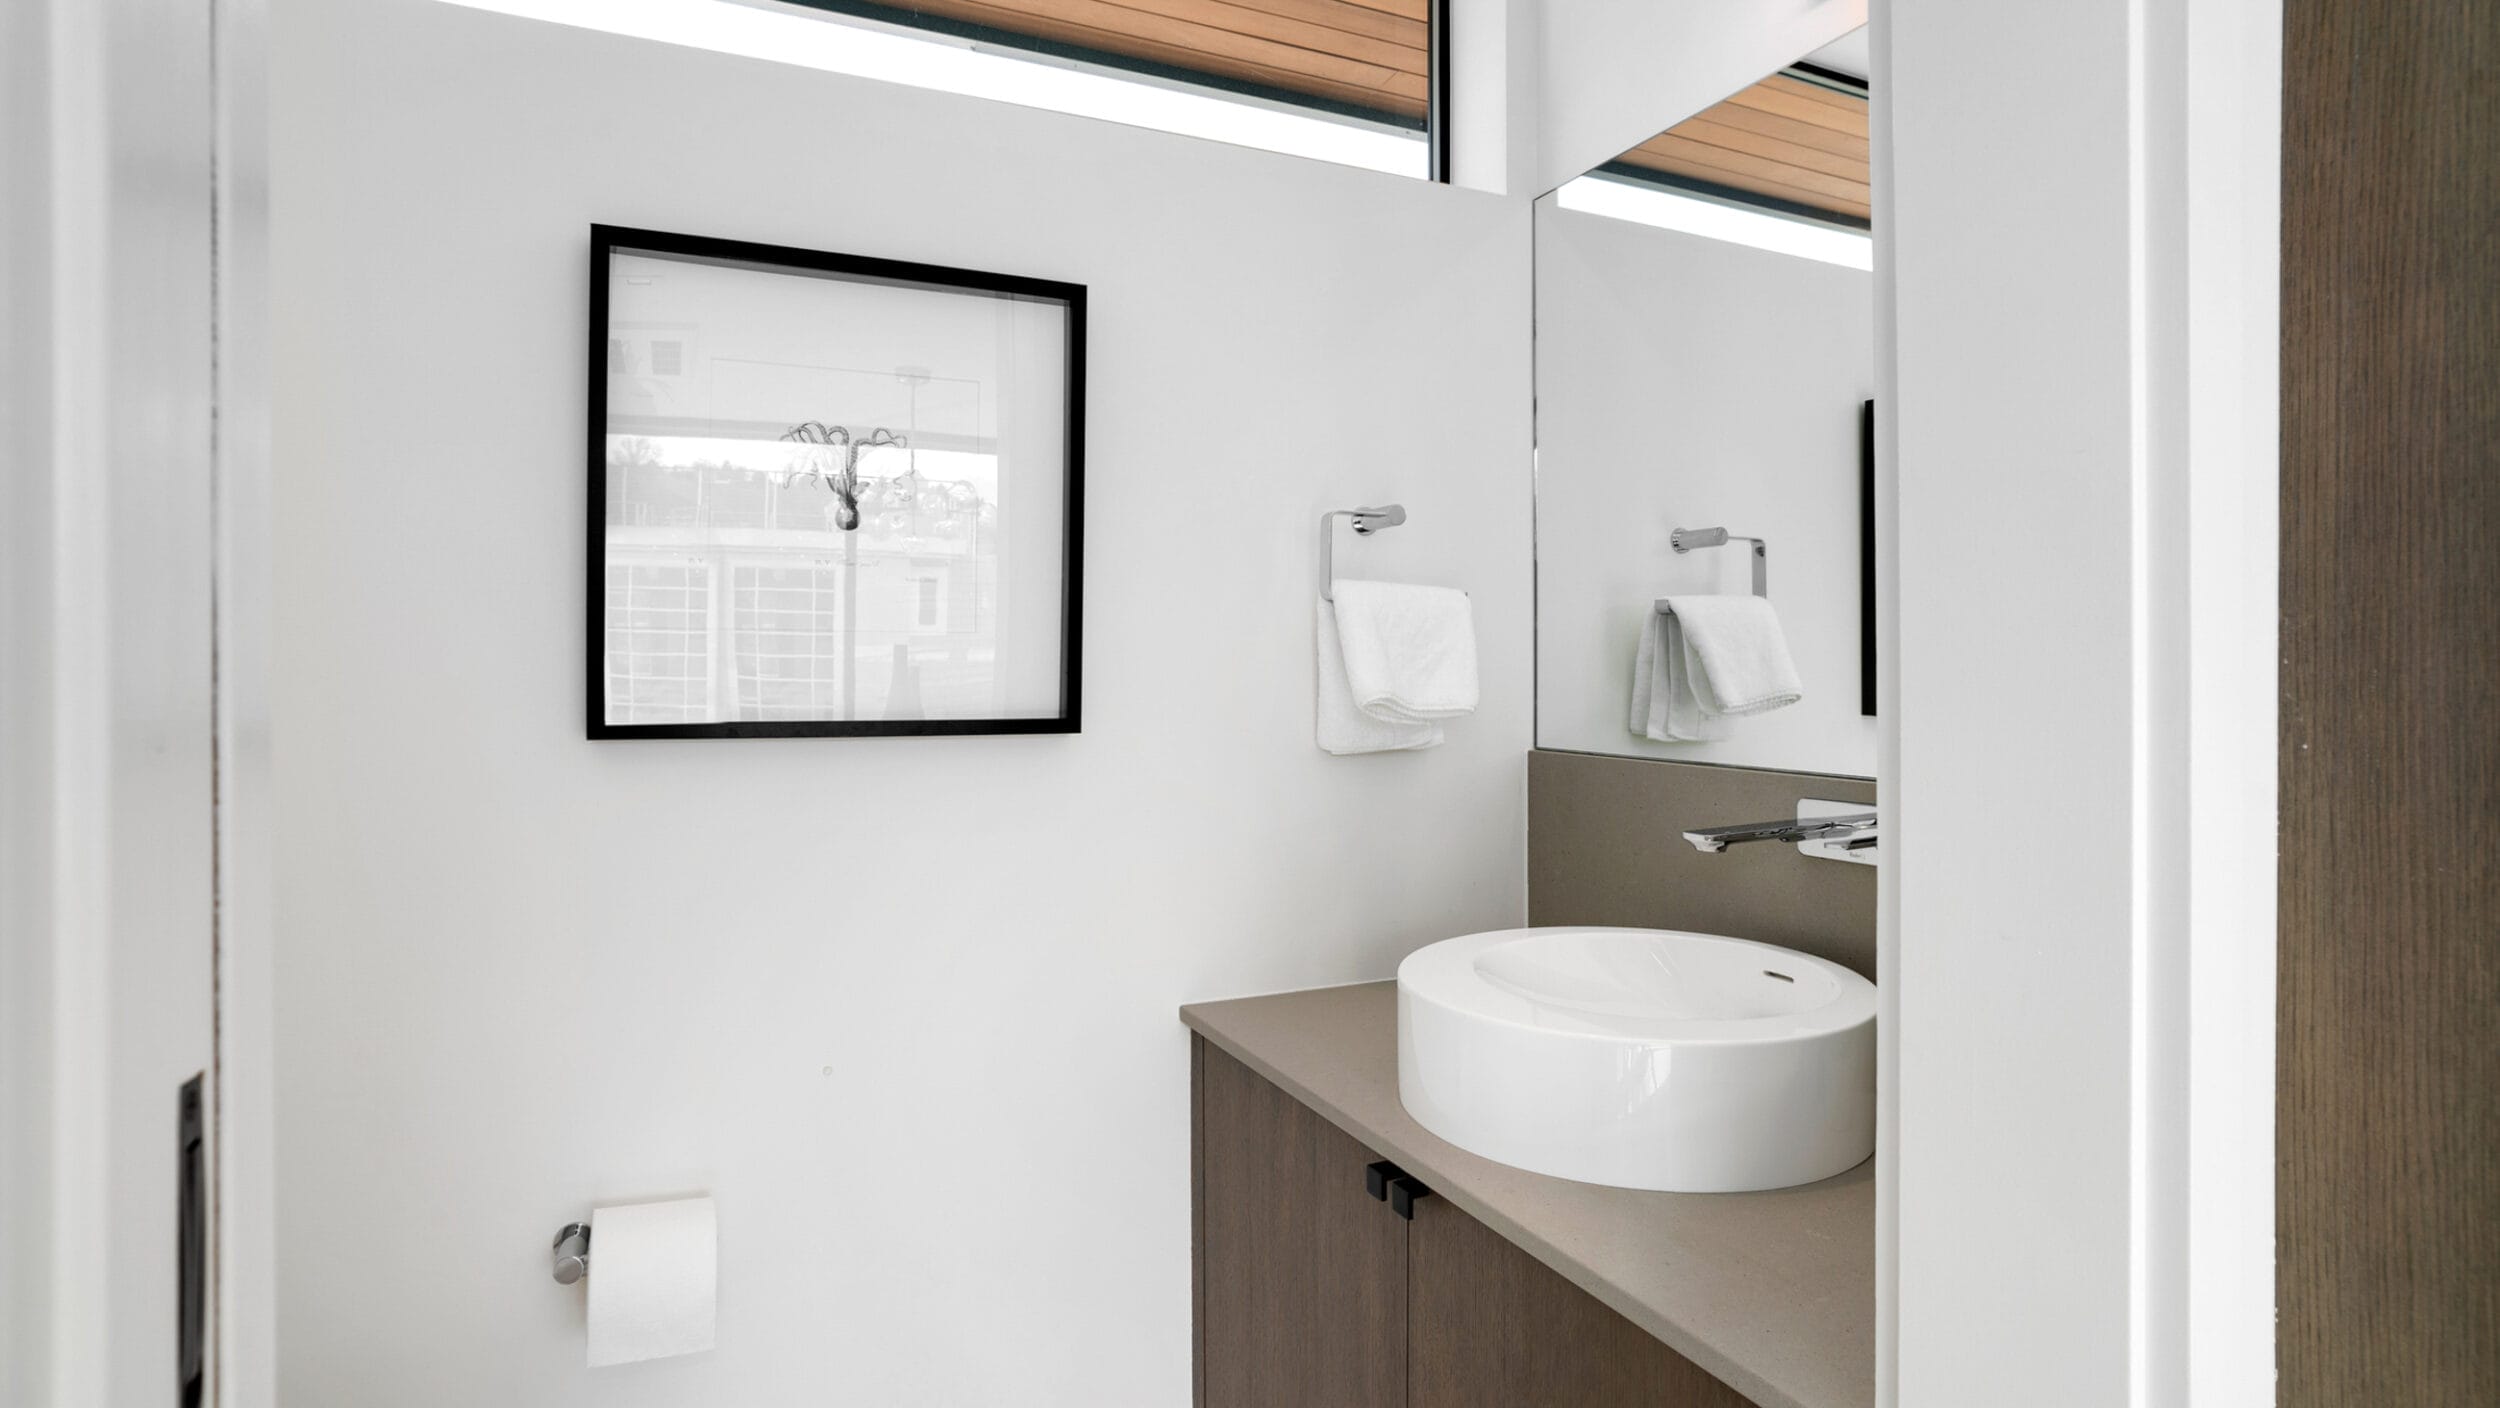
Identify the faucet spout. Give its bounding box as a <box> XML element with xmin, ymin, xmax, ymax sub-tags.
<box><xmin>1681</xmin><ymin>812</ymin><xmax>1877</xmax><ymax>854</ymax></box>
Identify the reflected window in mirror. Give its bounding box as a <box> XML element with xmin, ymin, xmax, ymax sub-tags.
<box><xmin>1557</xmin><ymin>47</ymin><xmax>1871</xmax><ymax>271</ymax></box>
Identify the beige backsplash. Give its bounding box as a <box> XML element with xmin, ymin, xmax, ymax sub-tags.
<box><xmin>1528</xmin><ymin>750</ymin><xmax>1877</xmax><ymax>980</ymax></box>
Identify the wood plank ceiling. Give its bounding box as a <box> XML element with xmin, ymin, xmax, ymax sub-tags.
<box><xmin>868</xmin><ymin>0</ymin><xmax>1431</xmax><ymax>122</ymax></box>
<box><xmin>1615</xmin><ymin>74</ymin><xmax>1871</xmax><ymax>224</ymax></box>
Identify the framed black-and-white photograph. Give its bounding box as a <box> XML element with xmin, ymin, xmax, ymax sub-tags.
<box><xmin>587</xmin><ymin>225</ymin><xmax>1084</xmax><ymax>739</ymax></box>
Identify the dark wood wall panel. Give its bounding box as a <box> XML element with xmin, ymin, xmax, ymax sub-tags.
<box><xmin>2278</xmin><ymin>1</ymin><xmax>2500</xmax><ymax>1403</ymax></box>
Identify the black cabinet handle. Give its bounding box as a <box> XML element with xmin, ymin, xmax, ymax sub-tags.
<box><xmin>1387</xmin><ymin>1174</ymin><xmax>1433</xmax><ymax>1220</ymax></box>
<box><xmin>1363</xmin><ymin>1159</ymin><xmax>1434</xmax><ymax>1218</ymax></box>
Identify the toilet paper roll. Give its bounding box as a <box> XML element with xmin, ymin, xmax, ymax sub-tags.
<box><xmin>586</xmin><ymin>1196</ymin><xmax>717</xmax><ymax>1368</ymax></box>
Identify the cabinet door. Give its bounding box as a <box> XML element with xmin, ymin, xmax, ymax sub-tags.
<box><xmin>1196</xmin><ymin>1038</ymin><xmax>1407</xmax><ymax>1408</ymax></box>
<box><xmin>1407</xmin><ymin>1194</ymin><xmax>1757</xmax><ymax>1408</ymax></box>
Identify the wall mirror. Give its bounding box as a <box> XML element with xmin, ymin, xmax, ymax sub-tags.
<box><xmin>1533</xmin><ymin>29</ymin><xmax>1876</xmax><ymax>777</ymax></box>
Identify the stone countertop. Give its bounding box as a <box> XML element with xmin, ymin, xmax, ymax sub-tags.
<box><xmin>1181</xmin><ymin>980</ymin><xmax>1873</xmax><ymax>1408</ymax></box>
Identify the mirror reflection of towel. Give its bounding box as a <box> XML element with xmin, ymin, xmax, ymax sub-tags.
<box><xmin>1631</xmin><ymin>595</ymin><xmax>1803</xmax><ymax>743</ymax></box>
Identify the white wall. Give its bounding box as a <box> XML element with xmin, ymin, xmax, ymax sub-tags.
<box><xmin>3</xmin><ymin>2</ymin><xmax>224</xmax><ymax>1404</ymax></box>
<box><xmin>270</xmin><ymin>1</ymin><xmax>1532</xmax><ymax>1403</ymax></box>
<box><xmin>214</xmin><ymin>0</ymin><xmax>280</xmax><ymax>1401</ymax></box>
<box><xmin>1866</xmin><ymin>11</ymin><xmax>1902</xmax><ymax>1401</ymax></box>
<box><xmin>1450</xmin><ymin>0</ymin><xmax>1540</xmax><ymax>196</ymax></box>
<box><xmin>1537</xmin><ymin>0</ymin><xmax>1866</xmax><ymax>193</ymax></box>
<box><xmin>1534</xmin><ymin>200</ymin><xmax>1875</xmax><ymax>776</ymax></box>
<box><xmin>1881</xmin><ymin>0</ymin><xmax>2279</xmax><ymax>1402</ymax></box>
<box><xmin>1888</xmin><ymin>1</ymin><xmax>2140</xmax><ymax>1397</ymax></box>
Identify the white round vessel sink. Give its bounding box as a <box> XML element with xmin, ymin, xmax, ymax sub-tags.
<box><xmin>1397</xmin><ymin>927</ymin><xmax>1876</xmax><ymax>1193</ymax></box>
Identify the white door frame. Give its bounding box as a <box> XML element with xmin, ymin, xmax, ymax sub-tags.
<box><xmin>214</xmin><ymin>0</ymin><xmax>278</xmax><ymax>1401</ymax></box>
<box><xmin>0</xmin><ymin>1</ymin><xmax>272</xmax><ymax>1403</ymax></box>
<box><xmin>1875</xmin><ymin>1</ymin><xmax>2279</xmax><ymax>1403</ymax></box>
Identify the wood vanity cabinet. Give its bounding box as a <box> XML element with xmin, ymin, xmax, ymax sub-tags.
<box><xmin>1193</xmin><ymin>1037</ymin><xmax>1757</xmax><ymax>1408</ymax></box>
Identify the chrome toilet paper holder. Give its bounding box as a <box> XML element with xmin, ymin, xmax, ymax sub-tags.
<box><xmin>551</xmin><ymin>1222</ymin><xmax>591</xmax><ymax>1285</ymax></box>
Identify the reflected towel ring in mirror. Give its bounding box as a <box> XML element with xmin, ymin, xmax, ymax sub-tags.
<box><xmin>1670</xmin><ymin>526</ymin><xmax>1768</xmax><ymax>597</ymax></box>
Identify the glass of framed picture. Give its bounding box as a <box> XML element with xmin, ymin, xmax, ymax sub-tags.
<box><xmin>588</xmin><ymin>225</ymin><xmax>1084</xmax><ymax>739</ymax></box>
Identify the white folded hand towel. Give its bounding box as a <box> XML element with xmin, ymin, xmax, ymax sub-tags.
<box><xmin>1316</xmin><ymin>600</ymin><xmax>1441</xmax><ymax>755</ymax></box>
<box><xmin>1631</xmin><ymin>606</ymin><xmax>1729</xmax><ymax>742</ymax></box>
<box><xmin>1630</xmin><ymin>595</ymin><xmax>1803</xmax><ymax>742</ymax></box>
<box><xmin>1329</xmin><ymin>580</ymin><xmax>1479</xmax><ymax>724</ymax></box>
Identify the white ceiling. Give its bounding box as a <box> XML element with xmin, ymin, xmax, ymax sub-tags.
<box><xmin>1803</xmin><ymin>26</ymin><xmax>1870</xmax><ymax>81</ymax></box>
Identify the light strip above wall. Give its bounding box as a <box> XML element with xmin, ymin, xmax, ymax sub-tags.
<box><xmin>1555</xmin><ymin>176</ymin><xmax>1874</xmax><ymax>271</ymax></box>
<box><xmin>436</xmin><ymin>0</ymin><xmax>1428</xmax><ymax>176</ymax></box>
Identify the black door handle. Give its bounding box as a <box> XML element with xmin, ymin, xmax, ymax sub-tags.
<box><xmin>178</xmin><ymin>1074</ymin><xmax>205</xmax><ymax>1408</ymax></box>
<box><xmin>1364</xmin><ymin>1160</ymin><xmax>1402</xmax><ymax>1201</ymax></box>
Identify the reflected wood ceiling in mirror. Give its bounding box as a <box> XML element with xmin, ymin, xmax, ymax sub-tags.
<box><xmin>1613</xmin><ymin>73</ymin><xmax>1871</xmax><ymax>225</ymax></box>
<box><xmin>822</xmin><ymin>0</ymin><xmax>1432</xmax><ymax>123</ymax></box>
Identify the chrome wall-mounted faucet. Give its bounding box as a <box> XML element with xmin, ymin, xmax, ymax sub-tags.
<box><xmin>1682</xmin><ymin>812</ymin><xmax>1874</xmax><ymax>852</ymax></box>
<box><xmin>1682</xmin><ymin>800</ymin><xmax>1878</xmax><ymax>865</ymax></box>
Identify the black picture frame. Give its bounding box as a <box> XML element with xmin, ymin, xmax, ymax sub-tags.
<box><xmin>1859</xmin><ymin>398</ymin><xmax>1876</xmax><ymax>718</ymax></box>
<box><xmin>585</xmin><ymin>224</ymin><xmax>1086</xmax><ymax>740</ymax></box>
